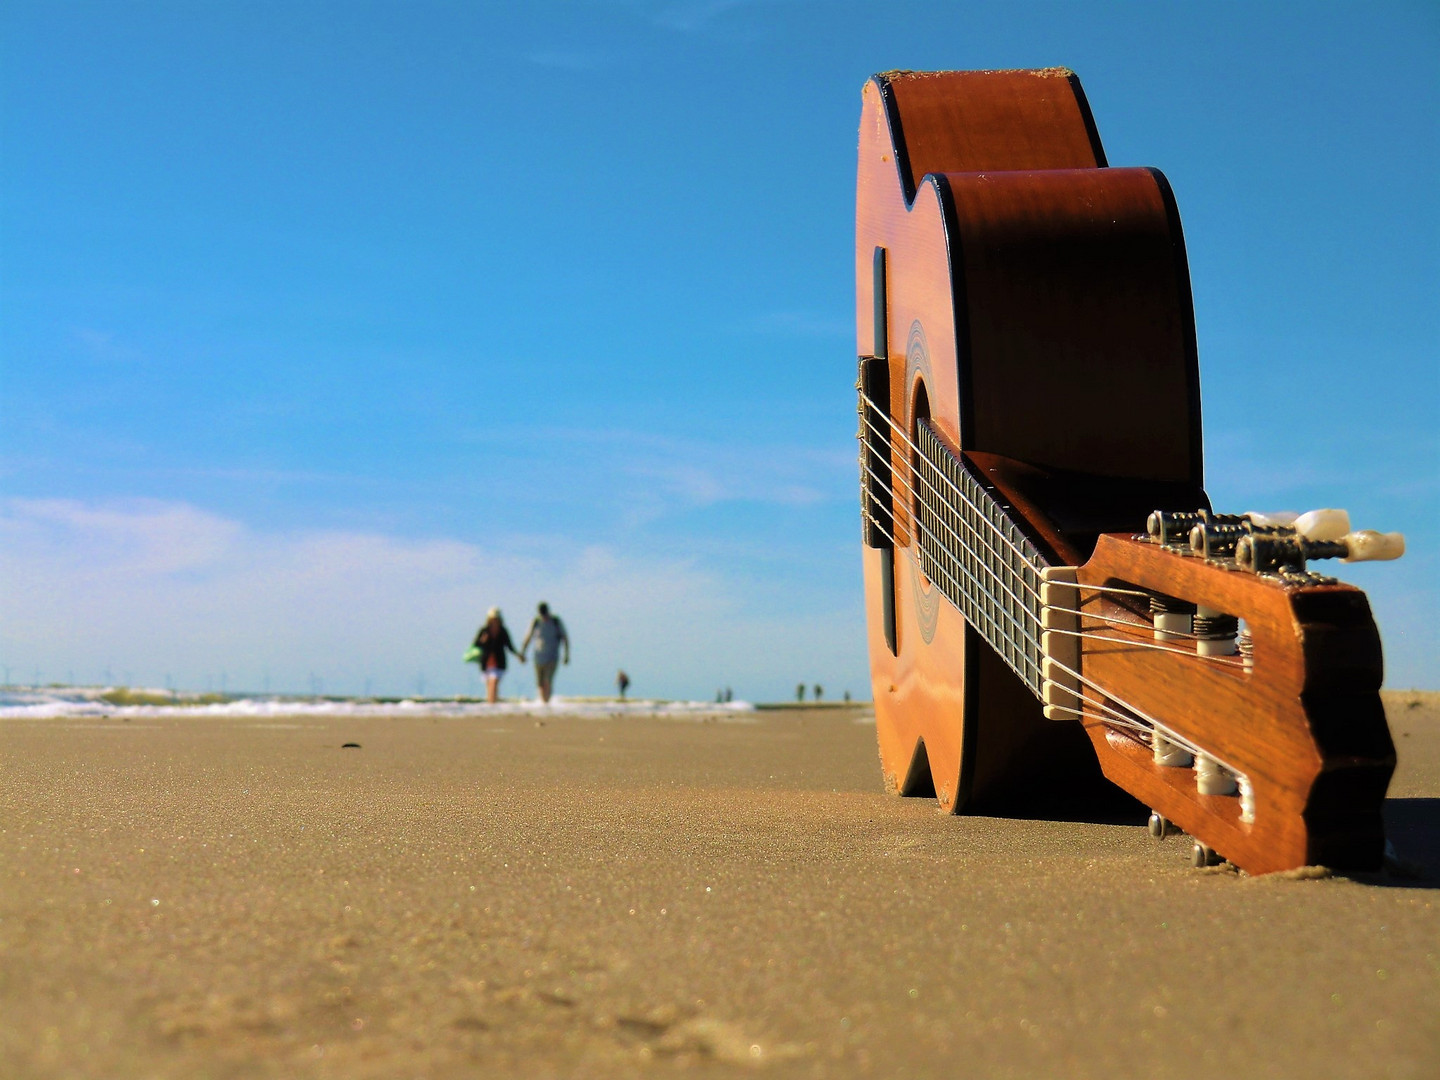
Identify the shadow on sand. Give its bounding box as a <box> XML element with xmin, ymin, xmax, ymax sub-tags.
<box><xmin>1354</xmin><ymin>797</ymin><xmax>1440</xmax><ymax>890</ymax></box>
<box><xmin>954</xmin><ymin>791</ymin><xmax>1438</xmax><ymax>887</ymax></box>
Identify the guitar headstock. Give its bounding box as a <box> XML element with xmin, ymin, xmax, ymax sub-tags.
<box><xmin>1050</xmin><ymin>510</ymin><xmax>1401</xmax><ymax>874</ymax></box>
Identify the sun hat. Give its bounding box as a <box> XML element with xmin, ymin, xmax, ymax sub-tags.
<box><xmin>487</xmin><ymin>607</ymin><xmax>500</xmax><ymax>619</ymax></box>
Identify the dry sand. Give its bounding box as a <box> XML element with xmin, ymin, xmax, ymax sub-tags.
<box><xmin>2</xmin><ymin>694</ymin><xmax>1437</xmax><ymax>1079</ymax></box>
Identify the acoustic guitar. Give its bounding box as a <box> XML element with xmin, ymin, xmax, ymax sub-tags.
<box><xmin>855</xmin><ymin>69</ymin><xmax>1404</xmax><ymax>875</ymax></box>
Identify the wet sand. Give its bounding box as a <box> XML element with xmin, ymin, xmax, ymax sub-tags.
<box><xmin>2</xmin><ymin>695</ymin><xmax>1437</xmax><ymax>1078</ymax></box>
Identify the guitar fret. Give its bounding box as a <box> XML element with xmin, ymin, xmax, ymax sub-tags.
<box><xmin>913</xmin><ymin>422</ymin><xmax>1046</xmax><ymax>696</ymax></box>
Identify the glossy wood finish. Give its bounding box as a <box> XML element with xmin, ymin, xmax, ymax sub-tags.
<box><xmin>1076</xmin><ymin>534</ymin><xmax>1394</xmax><ymax>873</ymax></box>
<box><xmin>857</xmin><ymin>69</ymin><xmax>1201</xmax><ymax>813</ymax></box>
<box><xmin>948</xmin><ymin>169</ymin><xmax>1201</xmax><ymax>482</ymax></box>
<box><xmin>966</xmin><ymin>450</ymin><xmax>1208</xmax><ymax>567</ymax></box>
<box><xmin>856</xmin><ymin>70</ymin><xmax>1394</xmax><ymax>869</ymax></box>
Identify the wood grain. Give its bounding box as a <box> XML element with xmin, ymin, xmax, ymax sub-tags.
<box><xmin>856</xmin><ymin>69</ymin><xmax>1394</xmax><ymax>872</ymax></box>
<box><xmin>857</xmin><ymin>70</ymin><xmax>1141</xmax><ymax>814</ymax></box>
<box><xmin>1075</xmin><ymin>534</ymin><xmax>1394</xmax><ymax>872</ymax></box>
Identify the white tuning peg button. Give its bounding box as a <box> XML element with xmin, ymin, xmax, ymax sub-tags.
<box><xmin>1294</xmin><ymin>508</ymin><xmax>1351</xmax><ymax>542</ymax></box>
<box><xmin>1244</xmin><ymin>511</ymin><xmax>1299</xmax><ymax>528</ymax></box>
<box><xmin>1343</xmin><ymin>530</ymin><xmax>1406</xmax><ymax>562</ymax></box>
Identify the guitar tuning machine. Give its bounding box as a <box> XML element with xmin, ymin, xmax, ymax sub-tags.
<box><xmin>1184</xmin><ymin>508</ymin><xmax>1345</xmax><ymax>560</ymax></box>
<box><xmin>1149</xmin><ymin>506</ymin><xmax>1405</xmax><ymax>579</ymax></box>
<box><xmin>1236</xmin><ymin>529</ymin><xmax>1406</xmax><ymax>575</ymax></box>
<box><xmin>1147</xmin><ymin>508</ymin><xmax>1269</xmax><ymax>556</ymax></box>
<box><xmin>1146</xmin><ymin>509</ymin><xmax>1206</xmax><ymax>549</ymax></box>
<box><xmin>1190</xmin><ymin>520</ymin><xmax>1288</xmax><ymax>560</ymax></box>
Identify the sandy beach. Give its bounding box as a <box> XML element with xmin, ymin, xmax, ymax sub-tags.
<box><xmin>2</xmin><ymin>694</ymin><xmax>1436</xmax><ymax>1079</ymax></box>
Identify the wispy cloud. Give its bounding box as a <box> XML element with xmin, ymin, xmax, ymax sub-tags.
<box><xmin>454</xmin><ymin>425</ymin><xmax>853</xmax><ymax>512</ymax></box>
<box><xmin>625</xmin><ymin>455</ymin><xmax>828</xmax><ymax>508</ymax></box>
<box><xmin>734</xmin><ymin>310</ymin><xmax>852</xmax><ymax>340</ymax></box>
<box><xmin>578</xmin><ymin>429</ymin><xmax>850</xmax><ymax>510</ymax></box>
<box><xmin>0</xmin><ymin>497</ymin><xmax>866</xmax><ymax>700</ymax></box>
<box><xmin>650</xmin><ymin>0</ymin><xmax>770</xmax><ymax>33</ymax></box>
<box><xmin>72</xmin><ymin>328</ymin><xmax>145</xmax><ymax>364</ymax></box>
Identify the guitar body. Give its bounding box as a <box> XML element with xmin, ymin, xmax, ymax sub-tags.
<box><xmin>858</xmin><ymin>69</ymin><xmax>1205</xmax><ymax>812</ymax></box>
<box><xmin>856</xmin><ymin>70</ymin><xmax>1394</xmax><ymax>869</ymax></box>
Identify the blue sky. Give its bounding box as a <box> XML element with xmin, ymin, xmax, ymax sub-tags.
<box><xmin>2</xmin><ymin>1</ymin><xmax>1436</xmax><ymax>699</ymax></box>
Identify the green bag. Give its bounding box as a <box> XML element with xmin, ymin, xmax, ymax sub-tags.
<box><xmin>462</xmin><ymin>645</ymin><xmax>480</xmax><ymax>664</ymax></box>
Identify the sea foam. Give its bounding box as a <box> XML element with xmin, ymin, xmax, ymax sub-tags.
<box><xmin>0</xmin><ymin>688</ymin><xmax>756</xmax><ymax>721</ymax></box>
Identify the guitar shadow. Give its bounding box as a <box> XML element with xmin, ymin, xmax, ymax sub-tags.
<box><xmin>970</xmin><ymin>792</ymin><xmax>1439</xmax><ymax>887</ymax></box>
<box><xmin>968</xmin><ymin>784</ymin><xmax>1148</xmax><ymax>826</ymax></box>
<box><xmin>1360</xmin><ymin>797</ymin><xmax>1440</xmax><ymax>890</ymax></box>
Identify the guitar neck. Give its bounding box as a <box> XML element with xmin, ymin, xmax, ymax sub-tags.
<box><xmin>911</xmin><ymin>420</ymin><xmax>1048</xmax><ymax>700</ymax></box>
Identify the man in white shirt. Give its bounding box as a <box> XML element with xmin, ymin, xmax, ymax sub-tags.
<box><xmin>521</xmin><ymin>601</ymin><xmax>569</xmax><ymax>703</ymax></box>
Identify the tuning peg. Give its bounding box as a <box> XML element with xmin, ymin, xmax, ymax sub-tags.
<box><xmin>1190</xmin><ymin>512</ymin><xmax>1289</xmax><ymax>558</ymax></box>
<box><xmin>1342</xmin><ymin>530</ymin><xmax>1405</xmax><ymax>562</ymax></box>
<box><xmin>1243</xmin><ymin>511</ymin><xmax>1298</xmax><ymax>528</ymax></box>
<box><xmin>1236</xmin><ymin>528</ymin><xmax>1406</xmax><ymax>572</ymax></box>
<box><xmin>1294</xmin><ymin>508</ymin><xmax>1351</xmax><ymax>542</ymax></box>
<box><xmin>1147</xmin><ymin>509</ymin><xmax>1206</xmax><ymax>546</ymax></box>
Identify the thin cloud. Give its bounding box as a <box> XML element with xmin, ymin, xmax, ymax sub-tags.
<box><xmin>0</xmin><ymin>497</ymin><xmax>866</xmax><ymax>701</ymax></box>
<box><xmin>735</xmin><ymin>311</ymin><xmax>852</xmax><ymax>339</ymax></box>
<box><xmin>71</xmin><ymin>328</ymin><xmax>145</xmax><ymax>364</ymax></box>
<box><xmin>651</xmin><ymin>0</ymin><xmax>769</xmax><ymax>33</ymax></box>
<box><xmin>453</xmin><ymin>425</ymin><xmax>853</xmax><ymax>510</ymax></box>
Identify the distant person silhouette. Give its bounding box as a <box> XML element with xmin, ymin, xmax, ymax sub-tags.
<box><xmin>617</xmin><ymin>670</ymin><xmax>630</xmax><ymax>700</ymax></box>
<box><xmin>814</xmin><ymin>684</ymin><xmax>824</xmax><ymax>702</ymax></box>
<box><xmin>521</xmin><ymin>602</ymin><xmax>569</xmax><ymax>703</ymax></box>
<box><xmin>472</xmin><ymin>608</ymin><xmax>521</xmax><ymax>704</ymax></box>
<box><xmin>796</xmin><ymin>683</ymin><xmax>805</xmax><ymax>703</ymax></box>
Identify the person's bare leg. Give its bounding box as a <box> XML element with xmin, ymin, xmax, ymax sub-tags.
<box><xmin>486</xmin><ymin>674</ymin><xmax>500</xmax><ymax>704</ymax></box>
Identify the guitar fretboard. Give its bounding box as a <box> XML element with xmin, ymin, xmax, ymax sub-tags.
<box><xmin>912</xmin><ymin>421</ymin><xmax>1046</xmax><ymax>698</ymax></box>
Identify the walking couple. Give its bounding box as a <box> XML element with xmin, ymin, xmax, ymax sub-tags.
<box><xmin>470</xmin><ymin>602</ymin><xmax>569</xmax><ymax>704</ymax></box>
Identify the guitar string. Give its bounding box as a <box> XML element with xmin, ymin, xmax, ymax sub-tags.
<box><xmin>857</xmin><ymin>413</ymin><xmax>1045</xmax><ymax>618</ymax></box>
<box><xmin>859</xmin><ymin>465</ymin><xmax>1043</xmax><ymax>649</ymax></box>
<box><xmin>858</xmin><ymin>401</ymin><xmax>1225</xmax><ymax>641</ymax></box>
<box><xmin>860</xmin><ymin>434</ymin><xmax>1042</xmax><ymax>607</ymax></box>
<box><xmin>857</xmin><ymin>408</ymin><xmax>1248</xmax><ymax>767</ymax></box>
<box><xmin>858</xmin><ymin>453</ymin><xmax>1238</xmax><ymax>665</ymax></box>
<box><xmin>859</xmin><ymin>501</ymin><xmax>1043</xmax><ymax>663</ymax></box>
<box><xmin>860</xmin><ymin>497</ymin><xmax>1236</xmax><ymax>774</ymax></box>
<box><xmin>1047</xmin><ymin>605</ymin><xmax>1212</xmax><ymax>643</ymax></box>
<box><xmin>859</xmin><ymin>394</ymin><xmax>1155</xmax><ymax>600</ymax></box>
<box><xmin>857</xmin><ymin>398</ymin><xmax>1045</xmax><ymax>597</ymax></box>
<box><xmin>1041</xmin><ymin>651</ymin><xmax>1245</xmax><ymax>777</ymax></box>
<box><xmin>858</xmin><ymin>505</ymin><xmax>1047</xmax><ymax>693</ymax></box>
<box><xmin>857</xmin><ymin>391</ymin><xmax>1037</xmax><ymax>566</ymax></box>
<box><xmin>858</xmin><ymin>430</ymin><xmax>1044</xmax><ymax>619</ymax></box>
<box><xmin>1039</xmin><ymin>624</ymin><xmax>1245</xmax><ymax>665</ymax></box>
<box><xmin>863</xmin><ymin>493</ymin><xmax>1180</xmax><ymax>748</ymax></box>
<box><xmin>860</xmin><ymin>467</ymin><xmax>1241</xmax><ymax>678</ymax></box>
<box><xmin>1022</xmin><ymin>698</ymin><xmax>1158</xmax><ymax>742</ymax></box>
<box><xmin>858</xmin><ymin>397</ymin><xmax>1235</xmax><ymax>723</ymax></box>
<box><xmin>857</xmin><ymin>395</ymin><xmax>1164</xmax><ymax>602</ymax></box>
<box><xmin>860</xmin><ymin>405</ymin><xmax>1173</xmax><ymax>609</ymax></box>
